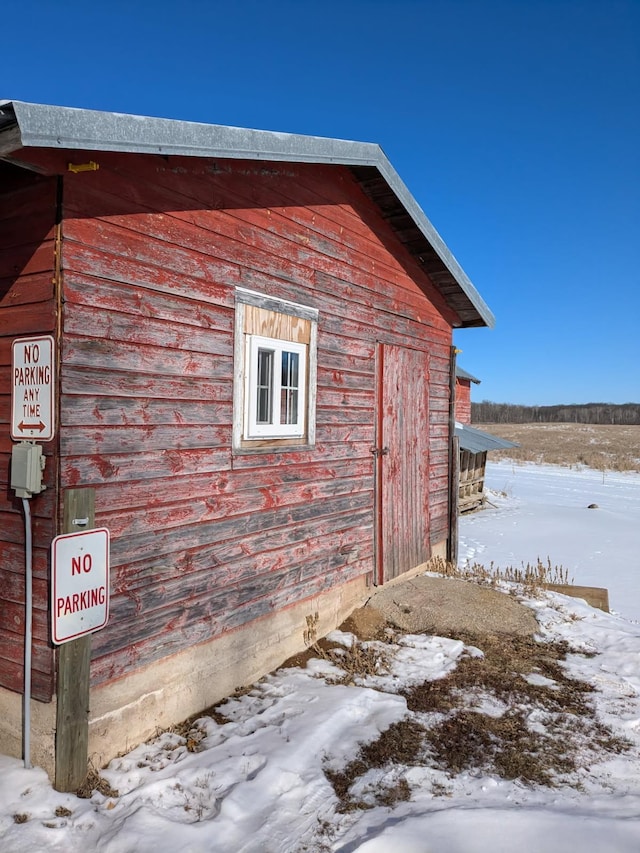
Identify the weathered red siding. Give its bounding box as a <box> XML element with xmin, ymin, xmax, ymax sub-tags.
<box><xmin>0</xmin><ymin>147</ymin><xmax>455</xmax><ymax>694</ymax></box>
<box><xmin>0</xmin><ymin>164</ymin><xmax>58</xmax><ymax>700</ymax></box>
<box><xmin>455</xmin><ymin>376</ymin><xmax>472</xmax><ymax>424</ymax></box>
<box><xmin>54</xmin><ymin>152</ymin><xmax>453</xmax><ymax>685</ymax></box>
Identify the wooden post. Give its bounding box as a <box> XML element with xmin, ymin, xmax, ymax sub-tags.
<box><xmin>446</xmin><ymin>346</ymin><xmax>459</xmax><ymax>564</ymax></box>
<box><xmin>54</xmin><ymin>488</ymin><xmax>95</xmax><ymax>792</ymax></box>
<box><xmin>449</xmin><ymin>436</ymin><xmax>460</xmax><ymax>564</ymax></box>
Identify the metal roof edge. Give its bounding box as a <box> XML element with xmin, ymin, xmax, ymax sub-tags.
<box><xmin>374</xmin><ymin>156</ymin><xmax>495</xmax><ymax>329</ymax></box>
<box><xmin>455</xmin><ymin>366</ymin><xmax>482</xmax><ymax>384</ymax></box>
<box><xmin>4</xmin><ymin>100</ymin><xmax>383</xmax><ymax>165</ymax></box>
<box><xmin>1</xmin><ymin>100</ymin><xmax>495</xmax><ymax>329</ymax></box>
<box><xmin>455</xmin><ymin>422</ymin><xmax>519</xmax><ymax>452</ymax></box>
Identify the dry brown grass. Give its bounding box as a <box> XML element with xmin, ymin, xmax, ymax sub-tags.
<box><xmin>76</xmin><ymin>764</ymin><xmax>120</xmax><ymax>799</ymax></box>
<box><xmin>431</xmin><ymin>554</ymin><xmax>573</xmax><ymax>595</ymax></box>
<box><xmin>326</xmin><ymin>719</ymin><xmax>425</xmax><ymax>811</ymax></box>
<box><xmin>410</xmin><ymin>629</ymin><xmax>629</xmax><ymax>786</ymax></box>
<box><xmin>283</xmin><ymin>635</ymin><xmax>392</xmax><ymax>686</ymax></box>
<box><xmin>476</xmin><ymin>423</ymin><xmax>640</xmax><ymax>472</ymax></box>
<box><xmin>326</xmin><ymin>629</ymin><xmax>631</xmax><ymax>807</ymax></box>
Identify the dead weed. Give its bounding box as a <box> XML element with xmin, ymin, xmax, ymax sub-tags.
<box><xmin>283</xmin><ymin>626</ymin><xmax>391</xmax><ymax>686</ymax></box>
<box><xmin>431</xmin><ymin>555</ymin><xmax>573</xmax><ymax>595</ymax></box>
<box><xmin>326</xmin><ymin>719</ymin><xmax>425</xmax><ymax>812</ymax></box>
<box><xmin>76</xmin><ymin>765</ymin><xmax>119</xmax><ymax>800</ymax></box>
<box><xmin>325</xmin><ymin>629</ymin><xmax>631</xmax><ymax>809</ymax></box>
<box><xmin>54</xmin><ymin>806</ymin><xmax>73</xmax><ymax>817</ymax></box>
<box><xmin>313</xmin><ymin>638</ymin><xmax>391</xmax><ymax>685</ymax></box>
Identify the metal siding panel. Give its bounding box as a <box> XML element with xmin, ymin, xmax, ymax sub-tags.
<box><xmin>455</xmin><ymin>423</ymin><xmax>519</xmax><ymax>453</ymax></box>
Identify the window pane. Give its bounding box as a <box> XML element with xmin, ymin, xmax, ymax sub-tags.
<box><xmin>256</xmin><ymin>349</ymin><xmax>273</xmax><ymax>424</ymax></box>
<box><xmin>280</xmin><ymin>351</ymin><xmax>299</xmax><ymax>425</ymax></box>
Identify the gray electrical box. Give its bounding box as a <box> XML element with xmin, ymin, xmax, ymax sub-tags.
<box><xmin>11</xmin><ymin>442</ymin><xmax>46</xmax><ymax>499</ymax></box>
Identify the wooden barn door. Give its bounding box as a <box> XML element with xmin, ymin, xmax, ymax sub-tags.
<box><xmin>375</xmin><ymin>343</ymin><xmax>431</xmax><ymax>584</ymax></box>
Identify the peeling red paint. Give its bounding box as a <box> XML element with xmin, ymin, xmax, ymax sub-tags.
<box><xmin>1</xmin><ymin>153</ymin><xmax>455</xmax><ymax>701</ymax></box>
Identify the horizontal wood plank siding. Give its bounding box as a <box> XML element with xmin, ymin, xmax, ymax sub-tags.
<box><xmin>0</xmin><ymin>166</ymin><xmax>58</xmax><ymax>700</ymax></box>
<box><xmin>455</xmin><ymin>378</ymin><xmax>472</xmax><ymax>424</ymax></box>
<box><xmin>59</xmin><ymin>153</ymin><xmax>452</xmax><ymax>686</ymax></box>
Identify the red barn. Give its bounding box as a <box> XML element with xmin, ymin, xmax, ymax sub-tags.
<box><xmin>454</xmin><ymin>365</ymin><xmax>481</xmax><ymax>425</ymax></box>
<box><xmin>0</xmin><ymin>101</ymin><xmax>494</xmax><ymax>783</ymax></box>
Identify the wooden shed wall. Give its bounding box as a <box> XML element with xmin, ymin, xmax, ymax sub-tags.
<box><xmin>455</xmin><ymin>377</ymin><xmax>472</xmax><ymax>425</ymax></box>
<box><xmin>458</xmin><ymin>449</ymin><xmax>487</xmax><ymax>513</ymax></box>
<box><xmin>48</xmin><ymin>151</ymin><xmax>451</xmax><ymax>687</ymax></box>
<box><xmin>0</xmin><ymin>165</ymin><xmax>58</xmax><ymax>701</ymax></box>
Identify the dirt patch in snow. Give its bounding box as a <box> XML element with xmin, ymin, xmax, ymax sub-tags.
<box><xmin>327</xmin><ymin>625</ymin><xmax>631</xmax><ymax>808</ymax></box>
<box><xmin>365</xmin><ymin>575</ymin><xmax>539</xmax><ymax>638</ymax></box>
<box><xmin>322</xmin><ymin>578</ymin><xmax>631</xmax><ymax>806</ymax></box>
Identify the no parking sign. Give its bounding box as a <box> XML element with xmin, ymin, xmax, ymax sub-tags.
<box><xmin>51</xmin><ymin>528</ymin><xmax>110</xmax><ymax>644</ymax></box>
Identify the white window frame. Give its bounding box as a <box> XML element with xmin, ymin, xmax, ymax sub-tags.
<box><xmin>245</xmin><ymin>335</ymin><xmax>308</xmax><ymax>438</ymax></box>
<box><xmin>233</xmin><ymin>288</ymin><xmax>318</xmax><ymax>451</ymax></box>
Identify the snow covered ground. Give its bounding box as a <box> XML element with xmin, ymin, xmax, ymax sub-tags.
<box><xmin>461</xmin><ymin>460</ymin><xmax>640</xmax><ymax>622</ymax></box>
<box><xmin>1</xmin><ymin>460</ymin><xmax>640</xmax><ymax>853</ymax></box>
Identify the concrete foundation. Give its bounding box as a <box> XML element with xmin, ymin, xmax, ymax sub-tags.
<box><xmin>1</xmin><ymin>572</ymin><xmax>371</xmax><ymax>780</ymax></box>
<box><xmin>0</xmin><ymin>689</ymin><xmax>57</xmax><ymax>776</ymax></box>
<box><xmin>1</xmin><ymin>544</ymin><xmax>448</xmax><ymax>782</ymax></box>
<box><xmin>88</xmin><ymin>573</ymin><xmax>371</xmax><ymax>770</ymax></box>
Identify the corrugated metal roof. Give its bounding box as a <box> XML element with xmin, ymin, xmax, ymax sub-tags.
<box><xmin>0</xmin><ymin>100</ymin><xmax>495</xmax><ymax>329</ymax></box>
<box><xmin>455</xmin><ymin>366</ymin><xmax>481</xmax><ymax>384</ymax></box>
<box><xmin>455</xmin><ymin>423</ymin><xmax>519</xmax><ymax>453</ymax></box>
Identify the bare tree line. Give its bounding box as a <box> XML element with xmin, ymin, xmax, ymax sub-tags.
<box><xmin>471</xmin><ymin>401</ymin><xmax>640</xmax><ymax>425</ymax></box>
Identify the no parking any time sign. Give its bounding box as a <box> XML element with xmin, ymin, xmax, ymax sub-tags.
<box><xmin>11</xmin><ymin>335</ymin><xmax>55</xmax><ymax>441</ymax></box>
<box><xmin>52</xmin><ymin>528</ymin><xmax>110</xmax><ymax>645</ymax></box>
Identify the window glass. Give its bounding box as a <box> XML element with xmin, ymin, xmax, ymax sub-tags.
<box><xmin>257</xmin><ymin>348</ymin><xmax>274</xmax><ymax>424</ymax></box>
<box><xmin>280</xmin><ymin>351</ymin><xmax>299</xmax><ymax>425</ymax></box>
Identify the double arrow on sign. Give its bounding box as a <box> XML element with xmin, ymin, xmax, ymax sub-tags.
<box><xmin>18</xmin><ymin>420</ymin><xmax>47</xmax><ymax>433</ymax></box>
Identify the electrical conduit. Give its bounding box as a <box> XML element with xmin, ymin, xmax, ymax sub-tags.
<box><xmin>22</xmin><ymin>497</ymin><xmax>32</xmax><ymax>769</ymax></box>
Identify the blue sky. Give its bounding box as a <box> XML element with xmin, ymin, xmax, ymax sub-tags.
<box><xmin>4</xmin><ymin>0</ymin><xmax>639</xmax><ymax>405</ymax></box>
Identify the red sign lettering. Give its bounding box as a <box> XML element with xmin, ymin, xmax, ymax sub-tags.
<box><xmin>56</xmin><ymin>586</ymin><xmax>106</xmax><ymax>617</ymax></box>
<box><xmin>71</xmin><ymin>554</ymin><xmax>93</xmax><ymax>575</ymax></box>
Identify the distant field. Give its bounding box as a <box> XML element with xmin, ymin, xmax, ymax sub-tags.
<box><xmin>476</xmin><ymin>423</ymin><xmax>640</xmax><ymax>472</ymax></box>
